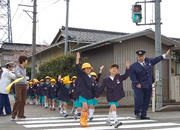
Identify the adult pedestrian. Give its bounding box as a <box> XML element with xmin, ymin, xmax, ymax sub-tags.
<box><xmin>0</xmin><ymin>62</ymin><xmax>16</xmax><ymax>116</ymax></box>
<box><xmin>11</xmin><ymin>56</ymin><xmax>28</xmax><ymax>120</ymax></box>
<box><xmin>129</xmin><ymin>49</ymin><xmax>170</xmax><ymax>119</ymax></box>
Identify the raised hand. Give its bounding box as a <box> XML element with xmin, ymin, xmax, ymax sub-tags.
<box><xmin>76</xmin><ymin>52</ymin><xmax>80</xmax><ymax>64</ymax></box>
<box><xmin>165</xmin><ymin>49</ymin><xmax>171</xmax><ymax>57</ymax></box>
<box><xmin>99</xmin><ymin>65</ymin><xmax>104</xmax><ymax>74</ymax></box>
<box><xmin>126</xmin><ymin>60</ymin><xmax>130</xmax><ymax>69</ymax></box>
<box><xmin>76</xmin><ymin>52</ymin><xmax>80</xmax><ymax>59</ymax></box>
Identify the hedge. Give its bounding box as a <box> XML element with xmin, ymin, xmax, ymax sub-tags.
<box><xmin>36</xmin><ymin>53</ymin><xmax>88</xmax><ymax>80</ymax></box>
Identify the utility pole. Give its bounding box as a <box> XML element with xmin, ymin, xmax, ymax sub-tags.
<box><xmin>155</xmin><ymin>0</ymin><xmax>162</xmax><ymax>110</ymax></box>
<box><xmin>31</xmin><ymin>0</ymin><xmax>37</xmax><ymax>79</ymax></box>
<box><xmin>64</xmin><ymin>0</ymin><xmax>69</xmax><ymax>55</ymax></box>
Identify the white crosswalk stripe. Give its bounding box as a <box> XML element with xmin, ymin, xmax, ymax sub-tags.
<box><xmin>14</xmin><ymin>115</ymin><xmax>180</xmax><ymax>129</ymax></box>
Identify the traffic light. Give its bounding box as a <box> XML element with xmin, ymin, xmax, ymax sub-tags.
<box><xmin>132</xmin><ymin>5</ymin><xmax>142</xmax><ymax>23</ymax></box>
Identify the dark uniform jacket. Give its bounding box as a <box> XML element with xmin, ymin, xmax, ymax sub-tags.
<box><xmin>57</xmin><ymin>82</ymin><xmax>72</xmax><ymax>102</ymax></box>
<box><xmin>28</xmin><ymin>87</ymin><xmax>35</xmax><ymax>97</ymax></box>
<box><xmin>39</xmin><ymin>84</ymin><xmax>45</xmax><ymax>96</ymax></box>
<box><xmin>96</xmin><ymin>69</ymin><xmax>129</xmax><ymax>102</ymax></box>
<box><xmin>75</xmin><ymin>64</ymin><xmax>96</xmax><ymax>99</ymax></box>
<box><xmin>130</xmin><ymin>55</ymin><xmax>164</xmax><ymax>89</ymax></box>
<box><xmin>33</xmin><ymin>84</ymin><xmax>40</xmax><ymax>95</ymax></box>
<box><xmin>47</xmin><ymin>85</ymin><xmax>57</xmax><ymax>98</ymax></box>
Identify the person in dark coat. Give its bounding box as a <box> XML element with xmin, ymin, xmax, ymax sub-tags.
<box><xmin>33</xmin><ymin>79</ymin><xmax>40</xmax><ymax>105</ymax></box>
<box><xmin>88</xmin><ymin>65</ymin><xmax>104</xmax><ymax>121</ymax></box>
<box><xmin>27</xmin><ymin>81</ymin><xmax>35</xmax><ymax>105</ymax></box>
<box><xmin>44</xmin><ymin>76</ymin><xmax>51</xmax><ymax>108</ymax></box>
<box><xmin>129</xmin><ymin>49</ymin><xmax>170</xmax><ymax>120</ymax></box>
<box><xmin>39</xmin><ymin>79</ymin><xmax>45</xmax><ymax>106</ymax></box>
<box><xmin>76</xmin><ymin>52</ymin><xmax>96</xmax><ymax>127</ymax></box>
<box><xmin>47</xmin><ymin>78</ymin><xmax>57</xmax><ymax>111</ymax></box>
<box><xmin>96</xmin><ymin>61</ymin><xmax>130</xmax><ymax>128</ymax></box>
<box><xmin>57</xmin><ymin>76</ymin><xmax>72</xmax><ymax>117</ymax></box>
<box><xmin>70</xmin><ymin>76</ymin><xmax>77</xmax><ymax>115</ymax></box>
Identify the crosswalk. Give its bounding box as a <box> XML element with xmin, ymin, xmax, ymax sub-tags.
<box><xmin>15</xmin><ymin>115</ymin><xmax>180</xmax><ymax>130</ymax></box>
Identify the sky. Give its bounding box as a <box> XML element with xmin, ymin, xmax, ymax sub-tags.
<box><xmin>10</xmin><ymin>0</ymin><xmax>180</xmax><ymax>45</ymax></box>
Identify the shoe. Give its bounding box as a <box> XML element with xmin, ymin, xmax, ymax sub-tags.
<box><xmin>6</xmin><ymin>113</ymin><xmax>11</xmax><ymax>116</ymax></box>
<box><xmin>140</xmin><ymin>116</ymin><xmax>150</xmax><ymax>120</ymax></box>
<box><xmin>114</xmin><ymin>121</ymin><xmax>122</xmax><ymax>128</ymax></box>
<box><xmin>10</xmin><ymin>116</ymin><xmax>16</xmax><ymax>121</ymax></box>
<box><xmin>18</xmin><ymin>116</ymin><xmax>26</xmax><ymax>119</ymax></box>
<box><xmin>77</xmin><ymin>112</ymin><xmax>81</xmax><ymax>116</ymax></box>
<box><xmin>0</xmin><ymin>113</ymin><xmax>6</xmax><ymax>116</ymax></box>
<box><xmin>135</xmin><ymin>113</ymin><xmax>140</xmax><ymax>119</ymax></box>
<box><xmin>106</xmin><ymin>120</ymin><xmax>112</xmax><ymax>126</ymax></box>
<box><xmin>63</xmin><ymin>113</ymin><xmax>68</xmax><ymax>117</ymax></box>
<box><xmin>74</xmin><ymin>114</ymin><xmax>78</xmax><ymax>120</ymax></box>
<box><xmin>52</xmin><ymin>108</ymin><xmax>56</xmax><ymax>111</ymax></box>
<box><xmin>89</xmin><ymin>117</ymin><xmax>93</xmax><ymax>121</ymax></box>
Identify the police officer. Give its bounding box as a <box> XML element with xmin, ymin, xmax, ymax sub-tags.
<box><xmin>130</xmin><ymin>49</ymin><xmax>170</xmax><ymax>119</ymax></box>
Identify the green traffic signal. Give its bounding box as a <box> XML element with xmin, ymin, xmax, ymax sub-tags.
<box><xmin>133</xmin><ymin>14</ymin><xmax>142</xmax><ymax>23</ymax></box>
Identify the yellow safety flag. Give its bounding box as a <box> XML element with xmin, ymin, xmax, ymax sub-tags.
<box><xmin>6</xmin><ymin>77</ymin><xmax>24</xmax><ymax>93</ymax></box>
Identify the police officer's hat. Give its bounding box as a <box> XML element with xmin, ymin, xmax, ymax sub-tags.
<box><xmin>5</xmin><ymin>62</ymin><xmax>14</xmax><ymax>68</ymax></box>
<box><xmin>136</xmin><ymin>50</ymin><xmax>146</xmax><ymax>56</ymax></box>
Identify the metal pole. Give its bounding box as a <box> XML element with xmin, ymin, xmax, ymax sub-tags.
<box><xmin>155</xmin><ymin>0</ymin><xmax>162</xmax><ymax>110</ymax></box>
<box><xmin>144</xmin><ymin>0</ymin><xmax>146</xmax><ymax>24</ymax></box>
<box><xmin>64</xmin><ymin>0</ymin><xmax>69</xmax><ymax>55</ymax></box>
<box><xmin>31</xmin><ymin>0</ymin><xmax>37</xmax><ymax>79</ymax></box>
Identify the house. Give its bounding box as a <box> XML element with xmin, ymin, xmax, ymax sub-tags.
<box><xmin>28</xmin><ymin>26</ymin><xmax>128</xmax><ymax>69</ymax></box>
<box><xmin>0</xmin><ymin>42</ymin><xmax>46</xmax><ymax>67</ymax></box>
<box><xmin>72</xmin><ymin>29</ymin><xmax>180</xmax><ymax>105</ymax></box>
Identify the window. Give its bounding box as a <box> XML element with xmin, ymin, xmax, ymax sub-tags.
<box><xmin>3</xmin><ymin>55</ymin><xmax>13</xmax><ymax>61</ymax></box>
<box><xmin>177</xmin><ymin>62</ymin><xmax>180</xmax><ymax>75</ymax></box>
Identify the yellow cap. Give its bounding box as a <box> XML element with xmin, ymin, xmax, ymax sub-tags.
<box><xmin>63</xmin><ymin>76</ymin><xmax>72</xmax><ymax>84</ymax></box>
<box><xmin>29</xmin><ymin>81</ymin><xmax>33</xmax><ymax>84</ymax></box>
<box><xmin>51</xmin><ymin>78</ymin><xmax>56</xmax><ymax>82</ymax></box>
<box><xmin>71</xmin><ymin>76</ymin><xmax>77</xmax><ymax>81</ymax></box>
<box><xmin>81</xmin><ymin>63</ymin><xmax>93</xmax><ymax>70</ymax></box>
<box><xmin>40</xmin><ymin>79</ymin><xmax>44</xmax><ymax>82</ymax></box>
<box><xmin>45</xmin><ymin>76</ymin><xmax>51</xmax><ymax>79</ymax></box>
<box><xmin>90</xmin><ymin>72</ymin><xmax>98</xmax><ymax>79</ymax></box>
<box><xmin>33</xmin><ymin>79</ymin><xmax>39</xmax><ymax>83</ymax></box>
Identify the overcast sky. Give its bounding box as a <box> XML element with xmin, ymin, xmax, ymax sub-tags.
<box><xmin>10</xmin><ymin>0</ymin><xmax>180</xmax><ymax>45</ymax></box>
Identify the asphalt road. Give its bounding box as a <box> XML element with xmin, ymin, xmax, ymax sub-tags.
<box><xmin>1</xmin><ymin>95</ymin><xmax>180</xmax><ymax>130</ymax></box>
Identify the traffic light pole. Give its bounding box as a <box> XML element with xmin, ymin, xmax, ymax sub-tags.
<box><xmin>31</xmin><ymin>0</ymin><xmax>37</xmax><ymax>79</ymax></box>
<box><xmin>155</xmin><ymin>0</ymin><xmax>162</xmax><ymax>110</ymax></box>
<box><xmin>64</xmin><ymin>0</ymin><xmax>69</xmax><ymax>55</ymax></box>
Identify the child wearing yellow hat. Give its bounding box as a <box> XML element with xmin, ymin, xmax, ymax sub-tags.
<box><xmin>89</xmin><ymin>65</ymin><xmax>104</xmax><ymax>121</ymax></box>
<box><xmin>57</xmin><ymin>76</ymin><xmax>72</xmax><ymax>117</ymax></box>
<box><xmin>27</xmin><ymin>81</ymin><xmax>35</xmax><ymax>105</ymax></box>
<box><xmin>70</xmin><ymin>76</ymin><xmax>77</xmax><ymax>116</ymax></box>
<box><xmin>76</xmin><ymin>52</ymin><xmax>97</xmax><ymax>127</ymax></box>
<box><xmin>39</xmin><ymin>79</ymin><xmax>45</xmax><ymax>106</ymax></box>
<box><xmin>47</xmin><ymin>78</ymin><xmax>57</xmax><ymax>111</ymax></box>
<box><xmin>33</xmin><ymin>79</ymin><xmax>40</xmax><ymax>105</ymax></box>
<box><xmin>44</xmin><ymin>76</ymin><xmax>51</xmax><ymax>108</ymax></box>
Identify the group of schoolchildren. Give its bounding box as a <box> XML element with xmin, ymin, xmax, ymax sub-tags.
<box><xmin>21</xmin><ymin>52</ymin><xmax>130</xmax><ymax>128</ymax></box>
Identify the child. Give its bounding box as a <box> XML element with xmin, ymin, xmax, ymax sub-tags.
<box><xmin>47</xmin><ymin>78</ymin><xmax>57</xmax><ymax>111</ymax></box>
<box><xmin>70</xmin><ymin>76</ymin><xmax>77</xmax><ymax>115</ymax></box>
<box><xmin>44</xmin><ymin>76</ymin><xmax>51</xmax><ymax>108</ymax></box>
<box><xmin>89</xmin><ymin>65</ymin><xmax>104</xmax><ymax>121</ymax></box>
<box><xmin>39</xmin><ymin>79</ymin><xmax>45</xmax><ymax>106</ymax></box>
<box><xmin>96</xmin><ymin>62</ymin><xmax>130</xmax><ymax>128</ymax></box>
<box><xmin>76</xmin><ymin>52</ymin><xmax>97</xmax><ymax>127</ymax></box>
<box><xmin>57</xmin><ymin>76</ymin><xmax>72</xmax><ymax>117</ymax></box>
<box><xmin>28</xmin><ymin>81</ymin><xmax>35</xmax><ymax>105</ymax></box>
<box><xmin>33</xmin><ymin>79</ymin><xmax>40</xmax><ymax>105</ymax></box>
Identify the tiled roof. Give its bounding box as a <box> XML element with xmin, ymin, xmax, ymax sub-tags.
<box><xmin>51</xmin><ymin>26</ymin><xmax>128</xmax><ymax>44</ymax></box>
<box><xmin>1</xmin><ymin>42</ymin><xmax>47</xmax><ymax>51</ymax></box>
